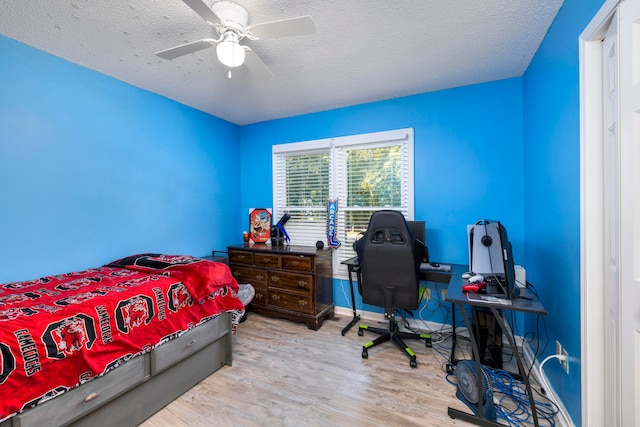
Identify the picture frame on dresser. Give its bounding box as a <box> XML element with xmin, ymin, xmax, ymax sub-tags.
<box><xmin>248</xmin><ymin>208</ymin><xmax>272</xmax><ymax>243</ymax></box>
<box><xmin>227</xmin><ymin>243</ymin><xmax>334</xmax><ymax>330</ymax></box>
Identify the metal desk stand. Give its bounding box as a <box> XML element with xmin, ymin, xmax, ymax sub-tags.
<box><xmin>446</xmin><ymin>277</ymin><xmax>547</xmax><ymax>426</ymax></box>
<box><xmin>340</xmin><ymin>257</ymin><xmax>361</xmax><ymax>335</ymax></box>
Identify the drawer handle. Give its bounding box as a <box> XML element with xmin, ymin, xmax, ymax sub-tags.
<box><xmin>256</xmin><ymin>292</ymin><xmax>264</xmax><ymax>299</ymax></box>
<box><xmin>297</xmin><ymin>280</ymin><xmax>308</xmax><ymax>287</ymax></box>
<box><xmin>187</xmin><ymin>340</ymin><xmax>196</xmax><ymax>348</ymax></box>
<box><xmin>298</xmin><ymin>300</ymin><xmax>308</xmax><ymax>307</ymax></box>
<box><xmin>233</xmin><ymin>272</ymin><xmax>240</xmax><ymax>277</ymax></box>
<box><xmin>238</xmin><ymin>255</ymin><xmax>246</xmax><ymax>260</ymax></box>
<box><xmin>255</xmin><ymin>274</ymin><xmax>264</xmax><ymax>280</ymax></box>
<box><xmin>291</xmin><ymin>260</ymin><xmax>300</xmax><ymax>266</ymax></box>
<box><xmin>262</xmin><ymin>259</ymin><xmax>271</xmax><ymax>264</ymax></box>
<box><xmin>84</xmin><ymin>392</ymin><xmax>101</xmax><ymax>402</ymax></box>
<box><xmin>271</xmin><ymin>294</ymin><xmax>280</xmax><ymax>301</ymax></box>
<box><xmin>270</xmin><ymin>276</ymin><xmax>280</xmax><ymax>282</ymax></box>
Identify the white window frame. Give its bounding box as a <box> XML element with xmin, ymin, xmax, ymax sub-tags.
<box><xmin>272</xmin><ymin>128</ymin><xmax>415</xmax><ymax>278</ymax></box>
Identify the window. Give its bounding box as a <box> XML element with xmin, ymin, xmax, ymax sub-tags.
<box><xmin>272</xmin><ymin>128</ymin><xmax>414</xmax><ymax>277</ymax></box>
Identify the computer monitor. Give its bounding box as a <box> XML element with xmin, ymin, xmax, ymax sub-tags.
<box><xmin>407</xmin><ymin>220</ymin><xmax>428</xmax><ymax>263</ymax></box>
<box><xmin>468</xmin><ymin>220</ymin><xmax>518</xmax><ymax>299</ymax></box>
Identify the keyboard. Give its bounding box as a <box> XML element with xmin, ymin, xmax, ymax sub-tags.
<box><xmin>420</xmin><ymin>263</ymin><xmax>451</xmax><ymax>272</ymax></box>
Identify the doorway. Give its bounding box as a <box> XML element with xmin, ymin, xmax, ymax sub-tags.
<box><xmin>580</xmin><ymin>0</ymin><xmax>640</xmax><ymax>425</ymax></box>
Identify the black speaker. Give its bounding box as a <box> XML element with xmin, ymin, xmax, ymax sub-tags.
<box><xmin>472</xmin><ymin>309</ymin><xmax>503</xmax><ymax>369</ymax></box>
<box><xmin>270</xmin><ymin>226</ymin><xmax>284</xmax><ymax>246</ymax></box>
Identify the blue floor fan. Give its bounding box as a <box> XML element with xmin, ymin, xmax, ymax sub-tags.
<box><xmin>455</xmin><ymin>360</ymin><xmax>497</xmax><ymax>422</ymax></box>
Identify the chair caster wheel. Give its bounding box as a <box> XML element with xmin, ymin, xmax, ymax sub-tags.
<box><xmin>410</xmin><ymin>358</ymin><xmax>417</xmax><ymax>368</ymax></box>
<box><xmin>362</xmin><ymin>349</ymin><xmax>368</xmax><ymax>359</ymax></box>
<box><xmin>425</xmin><ymin>338</ymin><xmax>432</xmax><ymax>348</ymax></box>
<box><xmin>358</xmin><ymin>329</ymin><xmax>364</xmax><ymax>336</ymax></box>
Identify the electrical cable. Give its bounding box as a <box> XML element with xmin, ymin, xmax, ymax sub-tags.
<box><xmin>478</xmin><ymin>366</ymin><xmax>559</xmax><ymax>426</ymax></box>
<box><xmin>339</xmin><ymin>279</ymin><xmax>354</xmax><ymax>310</ymax></box>
<box><xmin>416</xmin><ymin>288</ymin><xmax>454</xmax><ymax>334</ymax></box>
<box><xmin>536</xmin><ymin>354</ymin><xmax>565</xmax><ymax>407</ymax></box>
<box><xmin>446</xmin><ymin>364</ymin><xmax>558</xmax><ymax>426</ymax></box>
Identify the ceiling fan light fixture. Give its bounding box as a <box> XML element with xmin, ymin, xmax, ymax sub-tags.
<box><xmin>156</xmin><ymin>0</ymin><xmax>315</xmax><ymax>79</ymax></box>
<box><xmin>216</xmin><ymin>32</ymin><xmax>245</xmax><ymax>68</ymax></box>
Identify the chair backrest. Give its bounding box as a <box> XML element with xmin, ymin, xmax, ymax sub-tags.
<box><xmin>355</xmin><ymin>210</ymin><xmax>425</xmax><ymax>315</ymax></box>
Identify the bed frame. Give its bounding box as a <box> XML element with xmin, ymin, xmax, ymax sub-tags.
<box><xmin>0</xmin><ymin>311</ymin><xmax>232</xmax><ymax>427</ymax></box>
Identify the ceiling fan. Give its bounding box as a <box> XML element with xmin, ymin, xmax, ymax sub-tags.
<box><xmin>156</xmin><ymin>0</ymin><xmax>315</xmax><ymax>79</ymax></box>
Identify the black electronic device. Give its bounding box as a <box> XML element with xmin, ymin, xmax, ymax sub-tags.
<box><xmin>472</xmin><ymin>309</ymin><xmax>503</xmax><ymax>369</ymax></box>
<box><xmin>271</xmin><ymin>213</ymin><xmax>291</xmax><ymax>246</ymax></box>
<box><xmin>270</xmin><ymin>225</ymin><xmax>284</xmax><ymax>246</ymax></box>
<box><xmin>406</xmin><ymin>220</ymin><xmax>428</xmax><ymax>263</ymax></box>
<box><xmin>468</xmin><ymin>220</ymin><xmax>518</xmax><ymax>300</ymax></box>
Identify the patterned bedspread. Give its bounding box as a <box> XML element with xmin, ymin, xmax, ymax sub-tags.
<box><xmin>0</xmin><ymin>254</ymin><xmax>244</xmax><ymax>421</ymax></box>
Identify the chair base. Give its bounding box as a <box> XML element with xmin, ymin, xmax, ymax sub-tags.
<box><xmin>358</xmin><ymin>322</ymin><xmax>431</xmax><ymax>368</ymax></box>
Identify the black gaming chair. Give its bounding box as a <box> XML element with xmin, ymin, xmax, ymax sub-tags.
<box><xmin>355</xmin><ymin>210</ymin><xmax>431</xmax><ymax>368</ymax></box>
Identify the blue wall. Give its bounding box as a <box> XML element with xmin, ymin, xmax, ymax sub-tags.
<box><xmin>0</xmin><ymin>36</ymin><xmax>242</xmax><ymax>282</ymax></box>
<box><xmin>522</xmin><ymin>0</ymin><xmax>605</xmax><ymax>424</ymax></box>
<box><xmin>241</xmin><ymin>78</ymin><xmax>525</xmax><ymax>263</ymax></box>
<box><xmin>240</xmin><ymin>79</ymin><xmax>525</xmax><ymax>322</ymax></box>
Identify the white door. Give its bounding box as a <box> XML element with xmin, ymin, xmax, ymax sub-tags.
<box><xmin>602</xmin><ymin>13</ymin><xmax>621</xmax><ymax>427</ymax></box>
<box><xmin>580</xmin><ymin>0</ymin><xmax>640</xmax><ymax>424</ymax></box>
<box><xmin>618</xmin><ymin>0</ymin><xmax>640</xmax><ymax>425</ymax></box>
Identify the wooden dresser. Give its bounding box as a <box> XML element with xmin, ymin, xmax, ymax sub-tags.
<box><xmin>227</xmin><ymin>244</ymin><xmax>334</xmax><ymax>330</ymax></box>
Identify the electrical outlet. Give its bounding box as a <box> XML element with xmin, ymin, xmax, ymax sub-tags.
<box><xmin>424</xmin><ymin>288</ymin><xmax>431</xmax><ymax>301</ymax></box>
<box><xmin>561</xmin><ymin>348</ymin><xmax>569</xmax><ymax>374</ymax></box>
<box><xmin>441</xmin><ymin>289</ymin><xmax>447</xmax><ymax>300</ymax></box>
<box><xmin>556</xmin><ymin>340</ymin><xmax>562</xmax><ymax>359</ymax></box>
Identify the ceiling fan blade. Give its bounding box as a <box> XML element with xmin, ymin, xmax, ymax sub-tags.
<box><xmin>156</xmin><ymin>38</ymin><xmax>217</xmax><ymax>60</ymax></box>
<box><xmin>183</xmin><ymin>0</ymin><xmax>223</xmax><ymax>26</ymax></box>
<box><xmin>243</xmin><ymin>47</ymin><xmax>274</xmax><ymax>79</ymax></box>
<box><xmin>249</xmin><ymin>15</ymin><xmax>315</xmax><ymax>39</ymax></box>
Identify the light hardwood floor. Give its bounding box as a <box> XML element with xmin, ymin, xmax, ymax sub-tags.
<box><xmin>140</xmin><ymin>312</ymin><xmax>470</xmax><ymax>426</ymax></box>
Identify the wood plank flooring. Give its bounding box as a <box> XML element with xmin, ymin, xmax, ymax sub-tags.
<box><xmin>140</xmin><ymin>313</ymin><xmax>470</xmax><ymax>426</ymax></box>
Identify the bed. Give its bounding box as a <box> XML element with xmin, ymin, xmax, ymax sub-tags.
<box><xmin>0</xmin><ymin>253</ymin><xmax>245</xmax><ymax>427</ymax></box>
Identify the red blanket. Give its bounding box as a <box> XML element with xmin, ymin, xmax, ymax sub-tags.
<box><xmin>0</xmin><ymin>255</ymin><xmax>244</xmax><ymax>421</ymax></box>
<box><xmin>106</xmin><ymin>253</ymin><xmax>239</xmax><ymax>301</ymax></box>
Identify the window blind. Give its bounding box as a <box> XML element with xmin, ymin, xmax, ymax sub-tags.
<box><xmin>273</xmin><ymin>149</ymin><xmax>331</xmax><ymax>247</ymax></box>
<box><xmin>272</xmin><ymin>128</ymin><xmax>414</xmax><ymax>278</ymax></box>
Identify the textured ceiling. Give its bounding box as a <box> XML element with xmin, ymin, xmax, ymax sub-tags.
<box><xmin>0</xmin><ymin>0</ymin><xmax>563</xmax><ymax>125</ymax></box>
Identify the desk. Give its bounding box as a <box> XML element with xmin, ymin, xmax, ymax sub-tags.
<box><xmin>445</xmin><ymin>273</ymin><xmax>547</xmax><ymax>427</ymax></box>
<box><xmin>339</xmin><ymin>256</ymin><xmax>462</xmax><ymax>335</ymax></box>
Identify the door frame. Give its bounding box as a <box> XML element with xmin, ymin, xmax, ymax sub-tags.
<box><xmin>579</xmin><ymin>0</ymin><xmax>619</xmax><ymax>425</ymax></box>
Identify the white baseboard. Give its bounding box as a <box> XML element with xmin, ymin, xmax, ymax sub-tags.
<box><xmin>334</xmin><ymin>306</ymin><xmax>573</xmax><ymax>426</ymax></box>
<box><xmin>521</xmin><ymin>344</ymin><xmax>575</xmax><ymax>427</ymax></box>
<box><xmin>334</xmin><ymin>306</ymin><xmax>460</xmax><ymax>334</ymax></box>
<box><xmin>334</xmin><ymin>306</ymin><xmax>385</xmax><ymax>321</ymax></box>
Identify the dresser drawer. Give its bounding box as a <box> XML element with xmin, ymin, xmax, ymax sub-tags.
<box><xmin>268</xmin><ymin>271</ymin><xmax>313</xmax><ymax>293</ymax></box>
<box><xmin>229</xmin><ymin>251</ymin><xmax>254</xmax><ymax>265</ymax></box>
<box><xmin>282</xmin><ymin>255</ymin><xmax>313</xmax><ymax>272</ymax></box>
<box><xmin>254</xmin><ymin>253</ymin><xmax>281</xmax><ymax>268</ymax></box>
<box><xmin>231</xmin><ymin>265</ymin><xmax>267</xmax><ymax>285</ymax></box>
<box><xmin>252</xmin><ymin>285</ymin><xmax>268</xmax><ymax>306</ymax></box>
<box><xmin>269</xmin><ymin>289</ymin><xmax>314</xmax><ymax>314</ymax></box>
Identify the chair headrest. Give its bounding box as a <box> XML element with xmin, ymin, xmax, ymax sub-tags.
<box><xmin>357</xmin><ymin>210</ymin><xmax>413</xmax><ymax>255</ymax></box>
